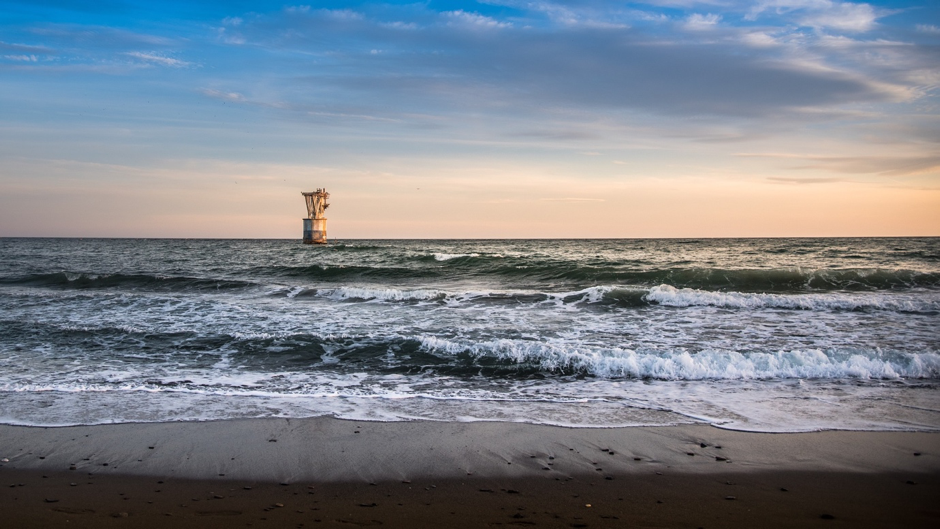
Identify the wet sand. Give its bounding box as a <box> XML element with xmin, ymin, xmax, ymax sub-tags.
<box><xmin>1</xmin><ymin>418</ymin><xmax>938</xmax><ymax>527</ymax></box>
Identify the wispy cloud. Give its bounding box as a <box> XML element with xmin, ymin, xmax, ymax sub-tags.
<box><xmin>684</xmin><ymin>13</ymin><xmax>721</xmax><ymax>30</ymax></box>
<box><xmin>0</xmin><ymin>41</ymin><xmax>55</xmax><ymax>54</ymax></box>
<box><xmin>741</xmin><ymin>31</ymin><xmax>780</xmax><ymax>47</ymax></box>
<box><xmin>125</xmin><ymin>51</ymin><xmax>192</xmax><ymax>68</ymax></box>
<box><xmin>794</xmin><ymin>155</ymin><xmax>940</xmax><ymax>176</ymax></box>
<box><xmin>746</xmin><ymin>1</ymin><xmax>882</xmax><ymax>32</ymax></box>
<box><xmin>201</xmin><ymin>88</ymin><xmax>246</xmax><ymax>102</ymax></box>
<box><xmin>799</xmin><ymin>2</ymin><xmax>879</xmax><ymax>32</ymax></box>
<box><xmin>916</xmin><ymin>24</ymin><xmax>940</xmax><ymax>35</ymax></box>
<box><xmin>31</xmin><ymin>25</ymin><xmax>174</xmax><ymax>46</ymax></box>
<box><xmin>540</xmin><ymin>197</ymin><xmax>606</xmax><ymax>202</ymax></box>
<box><xmin>739</xmin><ymin>153</ymin><xmax>940</xmax><ymax>176</ymax></box>
<box><xmin>767</xmin><ymin>176</ymin><xmax>843</xmax><ymax>184</ymax></box>
<box><xmin>444</xmin><ymin>10</ymin><xmax>512</xmax><ymax>29</ymax></box>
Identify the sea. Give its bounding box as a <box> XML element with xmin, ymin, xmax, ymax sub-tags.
<box><xmin>0</xmin><ymin>237</ymin><xmax>938</xmax><ymax>432</ymax></box>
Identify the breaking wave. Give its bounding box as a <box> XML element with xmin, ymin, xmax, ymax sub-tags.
<box><xmin>419</xmin><ymin>336</ymin><xmax>940</xmax><ymax>380</ymax></box>
<box><xmin>270</xmin><ymin>284</ymin><xmax>938</xmax><ymax>313</ymax></box>
<box><xmin>643</xmin><ymin>285</ymin><xmax>940</xmax><ymax>313</ymax></box>
<box><xmin>432</xmin><ymin>253</ymin><xmax>481</xmax><ymax>261</ymax></box>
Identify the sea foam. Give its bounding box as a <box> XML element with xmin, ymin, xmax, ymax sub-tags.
<box><xmin>644</xmin><ymin>284</ymin><xmax>939</xmax><ymax>312</ymax></box>
<box><xmin>419</xmin><ymin>336</ymin><xmax>940</xmax><ymax>380</ymax></box>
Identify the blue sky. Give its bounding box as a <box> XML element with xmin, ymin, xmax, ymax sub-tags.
<box><xmin>1</xmin><ymin>1</ymin><xmax>938</xmax><ymax>237</ymax></box>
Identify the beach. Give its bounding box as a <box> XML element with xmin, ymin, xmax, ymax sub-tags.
<box><xmin>2</xmin><ymin>238</ymin><xmax>938</xmax><ymax>526</ymax></box>
<box><xmin>2</xmin><ymin>417</ymin><xmax>938</xmax><ymax>527</ymax></box>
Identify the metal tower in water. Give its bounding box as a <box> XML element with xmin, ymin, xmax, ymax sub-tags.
<box><xmin>301</xmin><ymin>189</ymin><xmax>329</xmax><ymax>244</ymax></box>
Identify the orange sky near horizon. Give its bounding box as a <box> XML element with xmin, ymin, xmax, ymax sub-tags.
<box><xmin>2</xmin><ymin>157</ymin><xmax>937</xmax><ymax>238</ymax></box>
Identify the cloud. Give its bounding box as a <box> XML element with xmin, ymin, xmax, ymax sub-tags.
<box><xmin>741</xmin><ymin>31</ymin><xmax>780</xmax><ymax>47</ymax></box>
<box><xmin>767</xmin><ymin>176</ymin><xmax>843</xmax><ymax>184</ymax></box>
<box><xmin>794</xmin><ymin>155</ymin><xmax>940</xmax><ymax>176</ymax></box>
<box><xmin>216</xmin><ymin>27</ymin><xmax>246</xmax><ymax>45</ymax></box>
<box><xmin>4</xmin><ymin>1</ymin><xmax>934</xmax><ymax>162</ymax></box>
<box><xmin>201</xmin><ymin>88</ymin><xmax>246</xmax><ymax>102</ymax></box>
<box><xmin>738</xmin><ymin>153</ymin><xmax>940</xmax><ymax>176</ymax></box>
<box><xmin>462</xmin><ymin>31</ymin><xmax>894</xmax><ymax>117</ymax></box>
<box><xmin>916</xmin><ymin>24</ymin><xmax>940</xmax><ymax>35</ymax></box>
<box><xmin>747</xmin><ymin>1</ymin><xmax>881</xmax><ymax>32</ymax></box>
<box><xmin>0</xmin><ymin>41</ymin><xmax>55</xmax><ymax>54</ymax></box>
<box><xmin>539</xmin><ymin>197</ymin><xmax>606</xmax><ymax>201</ymax></box>
<box><xmin>125</xmin><ymin>51</ymin><xmax>191</xmax><ymax>67</ymax></box>
<box><xmin>8</xmin><ymin>25</ymin><xmax>188</xmax><ymax>71</ymax></box>
<box><xmin>209</xmin><ymin>3</ymin><xmax>927</xmax><ymax>126</ymax></box>
<box><xmin>815</xmin><ymin>35</ymin><xmax>908</xmax><ymax>49</ymax></box>
<box><xmin>506</xmin><ymin>128</ymin><xmax>600</xmax><ymax>140</ymax></box>
<box><xmin>265</xmin><ymin>26</ymin><xmax>899</xmax><ymax>121</ymax></box>
<box><xmin>31</xmin><ymin>25</ymin><xmax>174</xmax><ymax>47</ymax></box>
<box><xmin>799</xmin><ymin>1</ymin><xmax>878</xmax><ymax>32</ymax></box>
<box><xmin>684</xmin><ymin>13</ymin><xmax>721</xmax><ymax>30</ymax></box>
<box><xmin>4</xmin><ymin>54</ymin><xmax>39</xmax><ymax>62</ymax></box>
<box><xmin>444</xmin><ymin>10</ymin><xmax>512</xmax><ymax>29</ymax></box>
<box><xmin>381</xmin><ymin>21</ymin><xmax>418</xmax><ymax>30</ymax></box>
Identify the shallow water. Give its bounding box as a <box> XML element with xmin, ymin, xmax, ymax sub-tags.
<box><xmin>0</xmin><ymin>237</ymin><xmax>937</xmax><ymax>431</ymax></box>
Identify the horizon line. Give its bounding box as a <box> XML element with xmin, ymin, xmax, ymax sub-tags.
<box><xmin>2</xmin><ymin>235</ymin><xmax>938</xmax><ymax>241</ymax></box>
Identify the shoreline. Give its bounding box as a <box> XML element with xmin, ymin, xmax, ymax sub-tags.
<box><xmin>3</xmin><ymin>414</ymin><xmax>939</xmax><ymax>434</ymax></box>
<box><xmin>2</xmin><ymin>417</ymin><xmax>938</xmax><ymax>481</ymax></box>
<box><xmin>2</xmin><ymin>417</ymin><xmax>939</xmax><ymax>527</ymax></box>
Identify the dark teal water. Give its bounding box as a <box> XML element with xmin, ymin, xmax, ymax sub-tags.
<box><xmin>0</xmin><ymin>238</ymin><xmax>937</xmax><ymax>431</ymax></box>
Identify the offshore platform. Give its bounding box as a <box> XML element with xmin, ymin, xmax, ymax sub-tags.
<box><xmin>301</xmin><ymin>189</ymin><xmax>329</xmax><ymax>244</ymax></box>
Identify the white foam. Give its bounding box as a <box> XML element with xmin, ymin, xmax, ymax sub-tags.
<box><xmin>315</xmin><ymin>286</ymin><xmax>448</xmax><ymax>302</ymax></box>
<box><xmin>419</xmin><ymin>336</ymin><xmax>940</xmax><ymax>380</ymax></box>
<box><xmin>545</xmin><ymin>285</ymin><xmax>617</xmax><ymax>305</ymax></box>
<box><xmin>433</xmin><ymin>253</ymin><xmax>480</xmax><ymax>261</ymax></box>
<box><xmin>645</xmin><ymin>284</ymin><xmax>940</xmax><ymax>312</ymax></box>
<box><xmin>278</xmin><ymin>283</ymin><xmax>940</xmax><ymax>314</ymax></box>
<box><xmin>2</xmin><ymin>377</ymin><xmax>938</xmax><ymax>432</ymax></box>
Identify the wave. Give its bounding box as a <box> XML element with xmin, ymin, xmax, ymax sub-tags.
<box><xmin>322</xmin><ymin>243</ymin><xmax>390</xmax><ymax>252</ymax></box>
<box><xmin>643</xmin><ymin>285</ymin><xmax>940</xmax><ymax>312</ymax></box>
<box><xmin>269</xmin><ymin>284</ymin><xmax>939</xmax><ymax>313</ymax></box>
<box><xmin>5</xmin><ymin>272</ymin><xmax>934</xmax><ymax>313</ymax></box>
<box><xmin>286</xmin><ymin>286</ymin><xmax>449</xmax><ymax>302</ymax></box>
<box><xmin>3</xmin><ymin>319</ymin><xmax>938</xmax><ymax>404</ymax></box>
<box><xmin>261</xmin><ymin>264</ymin><xmax>442</xmax><ymax>281</ymax></box>
<box><xmin>263</xmin><ymin>263</ymin><xmax>939</xmax><ymax>291</ymax></box>
<box><xmin>419</xmin><ymin>337</ymin><xmax>940</xmax><ymax>380</ymax></box>
<box><xmin>6</xmin><ymin>324</ymin><xmax>937</xmax><ymax>385</ymax></box>
<box><xmin>0</xmin><ymin>272</ymin><xmax>255</xmax><ymax>291</ymax></box>
<box><xmin>517</xmin><ymin>266</ymin><xmax>940</xmax><ymax>292</ymax></box>
<box><xmin>432</xmin><ymin>252</ymin><xmax>481</xmax><ymax>261</ymax></box>
<box><xmin>4</xmin><ymin>266</ymin><xmax>937</xmax><ymax>294</ymax></box>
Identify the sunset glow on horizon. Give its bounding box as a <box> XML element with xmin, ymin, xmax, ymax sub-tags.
<box><xmin>1</xmin><ymin>0</ymin><xmax>938</xmax><ymax>238</ymax></box>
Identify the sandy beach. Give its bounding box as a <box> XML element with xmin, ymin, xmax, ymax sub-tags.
<box><xmin>2</xmin><ymin>417</ymin><xmax>938</xmax><ymax>527</ymax></box>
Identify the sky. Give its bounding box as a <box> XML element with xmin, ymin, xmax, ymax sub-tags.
<box><xmin>1</xmin><ymin>0</ymin><xmax>938</xmax><ymax>238</ymax></box>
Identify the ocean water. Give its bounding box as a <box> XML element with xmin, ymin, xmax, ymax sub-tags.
<box><xmin>0</xmin><ymin>237</ymin><xmax>938</xmax><ymax>432</ymax></box>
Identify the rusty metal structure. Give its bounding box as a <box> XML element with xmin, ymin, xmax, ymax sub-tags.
<box><xmin>301</xmin><ymin>188</ymin><xmax>329</xmax><ymax>244</ymax></box>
